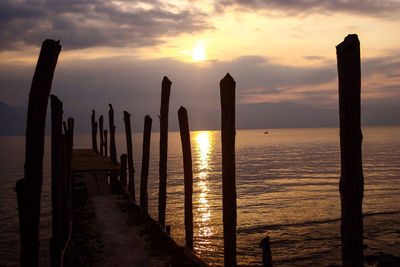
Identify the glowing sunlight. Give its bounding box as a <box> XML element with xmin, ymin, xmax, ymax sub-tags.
<box><xmin>194</xmin><ymin>131</ymin><xmax>213</xmax><ymax>243</ymax></box>
<box><xmin>192</xmin><ymin>41</ymin><xmax>207</xmax><ymax>62</ymax></box>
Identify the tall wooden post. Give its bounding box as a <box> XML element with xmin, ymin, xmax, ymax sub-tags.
<box><xmin>120</xmin><ymin>154</ymin><xmax>128</xmax><ymax>189</ymax></box>
<box><xmin>17</xmin><ymin>39</ymin><xmax>61</xmax><ymax>267</ymax></box>
<box><xmin>123</xmin><ymin>111</ymin><xmax>135</xmax><ymax>202</ymax></box>
<box><xmin>260</xmin><ymin>236</ymin><xmax>273</xmax><ymax>267</ymax></box>
<box><xmin>104</xmin><ymin>130</ymin><xmax>108</xmax><ymax>157</ymax></box>
<box><xmin>62</xmin><ymin>117</ymin><xmax>74</xmax><ymax>257</ymax></box>
<box><xmin>99</xmin><ymin>115</ymin><xmax>104</xmax><ymax>156</ymax></box>
<box><xmin>109</xmin><ymin>104</ymin><xmax>117</xmax><ymax>164</ymax></box>
<box><xmin>337</xmin><ymin>34</ymin><xmax>364</xmax><ymax>267</ymax></box>
<box><xmin>220</xmin><ymin>73</ymin><xmax>237</xmax><ymax>267</ymax></box>
<box><xmin>158</xmin><ymin>76</ymin><xmax>171</xmax><ymax>228</ymax></box>
<box><xmin>178</xmin><ymin>106</ymin><xmax>193</xmax><ymax>250</ymax></box>
<box><xmin>140</xmin><ymin>115</ymin><xmax>152</xmax><ymax>213</ymax></box>
<box><xmin>50</xmin><ymin>95</ymin><xmax>63</xmax><ymax>267</ymax></box>
<box><xmin>91</xmin><ymin>110</ymin><xmax>98</xmax><ymax>154</ymax></box>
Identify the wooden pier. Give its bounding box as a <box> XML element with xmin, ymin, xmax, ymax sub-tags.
<box><xmin>67</xmin><ymin>148</ymin><xmax>207</xmax><ymax>266</ymax></box>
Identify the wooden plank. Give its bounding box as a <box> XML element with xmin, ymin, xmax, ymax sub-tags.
<box><xmin>71</xmin><ymin>149</ymin><xmax>121</xmax><ymax>172</ymax></box>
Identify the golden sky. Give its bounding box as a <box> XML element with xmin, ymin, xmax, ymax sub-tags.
<box><xmin>1</xmin><ymin>0</ymin><xmax>400</xmax><ymax>120</ymax></box>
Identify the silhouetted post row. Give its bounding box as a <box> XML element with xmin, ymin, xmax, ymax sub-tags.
<box><xmin>16</xmin><ymin>39</ymin><xmax>61</xmax><ymax>267</ymax></box>
<box><xmin>337</xmin><ymin>34</ymin><xmax>364</xmax><ymax>267</ymax></box>
<box><xmin>220</xmin><ymin>73</ymin><xmax>237</xmax><ymax>267</ymax></box>
<box><xmin>140</xmin><ymin>115</ymin><xmax>152</xmax><ymax>213</ymax></box>
<box><xmin>178</xmin><ymin>106</ymin><xmax>194</xmax><ymax>250</ymax></box>
<box><xmin>99</xmin><ymin>115</ymin><xmax>104</xmax><ymax>156</ymax></box>
<box><xmin>91</xmin><ymin>110</ymin><xmax>98</xmax><ymax>154</ymax></box>
<box><xmin>123</xmin><ymin>111</ymin><xmax>135</xmax><ymax>202</ymax></box>
<box><xmin>158</xmin><ymin>76</ymin><xmax>172</xmax><ymax>229</ymax></box>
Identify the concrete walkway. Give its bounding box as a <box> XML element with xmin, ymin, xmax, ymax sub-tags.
<box><xmin>91</xmin><ymin>195</ymin><xmax>152</xmax><ymax>266</ymax></box>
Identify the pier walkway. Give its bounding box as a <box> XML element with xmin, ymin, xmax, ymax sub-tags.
<box><xmin>70</xmin><ymin>149</ymin><xmax>152</xmax><ymax>266</ymax></box>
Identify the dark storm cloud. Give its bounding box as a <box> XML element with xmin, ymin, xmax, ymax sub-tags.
<box><xmin>216</xmin><ymin>0</ymin><xmax>400</xmax><ymax>17</ymax></box>
<box><xmin>0</xmin><ymin>0</ymin><xmax>212</xmax><ymax>51</ymax></box>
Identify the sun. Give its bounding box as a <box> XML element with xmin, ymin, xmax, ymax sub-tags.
<box><xmin>192</xmin><ymin>41</ymin><xmax>207</xmax><ymax>62</ymax></box>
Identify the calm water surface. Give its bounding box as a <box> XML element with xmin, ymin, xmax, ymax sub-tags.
<box><xmin>1</xmin><ymin>127</ymin><xmax>399</xmax><ymax>266</ymax></box>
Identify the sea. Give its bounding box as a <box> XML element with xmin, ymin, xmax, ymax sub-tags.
<box><xmin>1</xmin><ymin>126</ymin><xmax>399</xmax><ymax>266</ymax></box>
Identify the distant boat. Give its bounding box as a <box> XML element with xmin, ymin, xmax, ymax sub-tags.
<box><xmin>264</xmin><ymin>131</ymin><xmax>269</xmax><ymax>134</ymax></box>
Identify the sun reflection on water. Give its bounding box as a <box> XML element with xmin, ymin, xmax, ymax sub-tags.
<box><xmin>194</xmin><ymin>131</ymin><xmax>214</xmax><ymax>249</ymax></box>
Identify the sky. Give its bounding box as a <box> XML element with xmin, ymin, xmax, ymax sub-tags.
<box><xmin>1</xmin><ymin>0</ymin><xmax>400</xmax><ymax>131</ymax></box>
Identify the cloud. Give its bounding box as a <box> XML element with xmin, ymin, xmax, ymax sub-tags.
<box><xmin>0</xmin><ymin>0</ymin><xmax>212</xmax><ymax>51</ymax></box>
<box><xmin>216</xmin><ymin>0</ymin><xmax>400</xmax><ymax>18</ymax></box>
<box><xmin>303</xmin><ymin>56</ymin><xmax>326</xmax><ymax>61</ymax></box>
<box><xmin>1</xmin><ymin>52</ymin><xmax>399</xmax><ymax>131</ymax></box>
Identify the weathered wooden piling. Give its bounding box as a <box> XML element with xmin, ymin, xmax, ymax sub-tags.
<box><xmin>109</xmin><ymin>104</ymin><xmax>117</xmax><ymax>164</ymax></box>
<box><xmin>120</xmin><ymin>154</ymin><xmax>128</xmax><ymax>189</ymax></box>
<box><xmin>62</xmin><ymin>117</ymin><xmax>74</xmax><ymax>259</ymax></box>
<box><xmin>178</xmin><ymin>106</ymin><xmax>193</xmax><ymax>250</ymax></box>
<box><xmin>158</xmin><ymin>76</ymin><xmax>172</xmax><ymax>229</ymax></box>
<box><xmin>220</xmin><ymin>73</ymin><xmax>237</xmax><ymax>267</ymax></box>
<box><xmin>336</xmin><ymin>34</ymin><xmax>364</xmax><ymax>267</ymax></box>
<box><xmin>99</xmin><ymin>115</ymin><xmax>104</xmax><ymax>156</ymax></box>
<box><xmin>260</xmin><ymin>236</ymin><xmax>273</xmax><ymax>267</ymax></box>
<box><xmin>123</xmin><ymin>111</ymin><xmax>135</xmax><ymax>202</ymax></box>
<box><xmin>140</xmin><ymin>115</ymin><xmax>152</xmax><ymax>213</ymax></box>
<box><xmin>63</xmin><ymin>121</ymin><xmax>68</xmax><ymax>133</ymax></box>
<box><xmin>16</xmin><ymin>39</ymin><xmax>61</xmax><ymax>267</ymax></box>
<box><xmin>50</xmin><ymin>95</ymin><xmax>64</xmax><ymax>267</ymax></box>
<box><xmin>91</xmin><ymin>110</ymin><xmax>98</xmax><ymax>154</ymax></box>
<box><xmin>108</xmin><ymin>104</ymin><xmax>118</xmax><ymax>190</ymax></box>
<box><xmin>166</xmin><ymin>225</ymin><xmax>171</xmax><ymax>236</ymax></box>
<box><xmin>104</xmin><ymin>130</ymin><xmax>108</xmax><ymax>157</ymax></box>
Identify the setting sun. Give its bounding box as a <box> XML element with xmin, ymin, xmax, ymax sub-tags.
<box><xmin>192</xmin><ymin>41</ymin><xmax>207</xmax><ymax>62</ymax></box>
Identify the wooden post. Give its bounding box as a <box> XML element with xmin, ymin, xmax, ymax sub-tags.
<box><xmin>63</xmin><ymin>121</ymin><xmax>67</xmax><ymax>133</ymax></box>
<box><xmin>220</xmin><ymin>73</ymin><xmax>237</xmax><ymax>267</ymax></box>
<box><xmin>65</xmin><ymin>117</ymin><xmax>74</xmax><ymax>221</ymax></box>
<box><xmin>140</xmin><ymin>115</ymin><xmax>152</xmax><ymax>213</ymax></box>
<box><xmin>178</xmin><ymin>106</ymin><xmax>193</xmax><ymax>250</ymax></box>
<box><xmin>166</xmin><ymin>225</ymin><xmax>171</xmax><ymax>236</ymax></box>
<box><xmin>120</xmin><ymin>154</ymin><xmax>128</xmax><ymax>189</ymax></box>
<box><xmin>108</xmin><ymin>104</ymin><xmax>118</xmax><ymax>191</ymax></box>
<box><xmin>123</xmin><ymin>111</ymin><xmax>135</xmax><ymax>202</ymax></box>
<box><xmin>337</xmin><ymin>34</ymin><xmax>364</xmax><ymax>267</ymax></box>
<box><xmin>109</xmin><ymin>104</ymin><xmax>117</xmax><ymax>164</ymax></box>
<box><xmin>50</xmin><ymin>95</ymin><xmax>63</xmax><ymax>267</ymax></box>
<box><xmin>260</xmin><ymin>236</ymin><xmax>273</xmax><ymax>267</ymax></box>
<box><xmin>17</xmin><ymin>39</ymin><xmax>61</xmax><ymax>267</ymax></box>
<box><xmin>104</xmin><ymin>130</ymin><xmax>108</xmax><ymax>157</ymax></box>
<box><xmin>60</xmin><ymin>134</ymin><xmax>69</xmax><ymax>254</ymax></box>
<box><xmin>158</xmin><ymin>76</ymin><xmax>171</xmax><ymax>228</ymax></box>
<box><xmin>99</xmin><ymin>115</ymin><xmax>104</xmax><ymax>156</ymax></box>
<box><xmin>91</xmin><ymin>110</ymin><xmax>98</xmax><ymax>154</ymax></box>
